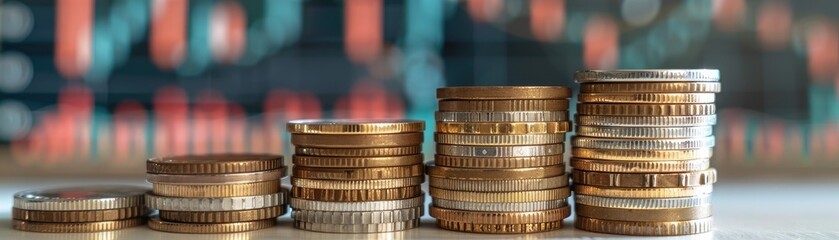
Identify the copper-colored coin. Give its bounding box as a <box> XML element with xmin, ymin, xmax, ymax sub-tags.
<box><xmin>158</xmin><ymin>206</ymin><xmax>287</xmax><ymax>223</ymax></box>
<box><xmin>572</xmin><ymin>147</ymin><xmax>714</xmax><ymax>161</ymax></box>
<box><xmin>580</xmin><ymin>82</ymin><xmax>722</xmax><ymax>93</ymax></box>
<box><xmin>430</xmin><ymin>187</ymin><xmax>571</xmax><ymax>203</ymax></box>
<box><xmin>292</xmin><ymin>164</ymin><xmax>424</xmax><ymax>180</ymax></box>
<box><xmin>435</xmin><ymin>121</ymin><xmax>571</xmax><ymax>134</ymax></box>
<box><xmin>575</xmin><ymin>204</ymin><xmax>713</xmax><ymax>222</ymax></box>
<box><xmin>436</xmin><ymin>220</ymin><xmax>563</xmax><ymax>233</ymax></box>
<box><xmin>287</xmin><ymin>119</ymin><xmax>424</xmax><ymax>134</ymax></box>
<box><xmin>291</xmin><ymin>176</ymin><xmax>424</xmax><ymax>190</ymax></box>
<box><xmin>572</xmin><ymin>168</ymin><xmax>717</xmax><ymax>188</ymax></box>
<box><xmin>430</xmin><ymin>206</ymin><xmax>570</xmax><ymax>224</ymax></box>
<box><xmin>571</xmin><ymin>158</ymin><xmax>710</xmax><ymax>173</ymax></box>
<box><xmin>575</xmin><ymin>216</ymin><xmax>713</xmax><ymax>236</ymax></box>
<box><xmin>295</xmin><ymin>146</ymin><xmax>422</xmax><ymax>157</ymax></box>
<box><xmin>12</xmin><ymin>207</ymin><xmax>148</xmax><ymax>223</ymax></box>
<box><xmin>434</xmin><ymin>154</ymin><xmax>564</xmax><ymax>169</ymax></box>
<box><xmin>574</xmin><ymin>185</ymin><xmax>713</xmax><ymax>198</ymax></box>
<box><xmin>438</xmin><ymin>99</ymin><xmax>570</xmax><ymax>112</ymax></box>
<box><xmin>12</xmin><ymin>218</ymin><xmax>144</xmax><ymax>233</ymax></box>
<box><xmin>147</xmin><ymin>217</ymin><xmax>276</xmax><ymax>233</ymax></box>
<box><xmin>577</xmin><ymin>93</ymin><xmax>715</xmax><ymax>104</ymax></box>
<box><xmin>291</xmin><ymin>133</ymin><xmax>423</xmax><ymax>148</ymax></box>
<box><xmin>428</xmin><ymin>174</ymin><xmax>568</xmax><ymax>192</ymax></box>
<box><xmin>292</xmin><ymin>186</ymin><xmax>422</xmax><ymax>202</ymax></box>
<box><xmin>426</xmin><ymin>163</ymin><xmax>565</xmax><ymax>180</ymax></box>
<box><xmin>146</xmin><ymin>168</ymin><xmax>286</xmax><ymax>184</ymax></box>
<box><xmin>147</xmin><ymin>154</ymin><xmax>283</xmax><ymax>174</ymax></box>
<box><xmin>434</xmin><ymin>133</ymin><xmax>566</xmax><ymax>146</ymax></box>
<box><xmin>292</xmin><ymin>154</ymin><xmax>424</xmax><ymax>168</ymax></box>
<box><xmin>576</xmin><ymin>103</ymin><xmax>716</xmax><ymax>116</ymax></box>
<box><xmin>151</xmin><ymin>180</ymin><xmax>282</xmax><ymax>198</ymax></box>
<box><xmin>436</xmin><ymin>86</ymin><xmax>572</xmax><ymax>100</ymax></box>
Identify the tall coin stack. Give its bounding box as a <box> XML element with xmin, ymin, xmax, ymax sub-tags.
<box><xmin>287</xmin><ymin>120</ymin><xmax>426</xmax><ymax>233</ymax></box>
<box><xmin>429</xmin><ymin>86</ymin><xmax>573</xmax><ymax>233</ymax></box>
<box><xmin>12</xmin><ymin>186</ymin><xmax>149</xmax><ymax>233</ymax></box>
<box><xmin>145</xmin><ymin>154</ymin><xmax>289</xmax><ymax>233</ymax></box>
<box><xmin>571</xmin><ymin>69</ymin><xmax>720</xmax><ymax>236</ymax></box>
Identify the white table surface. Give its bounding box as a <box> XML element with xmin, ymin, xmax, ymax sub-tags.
<box><xmin>1</xmin><ymin>177</ymin><xmax>838</xmax><ymax>240</ymax></box>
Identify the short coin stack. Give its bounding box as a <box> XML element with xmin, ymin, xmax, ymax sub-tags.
<box><xmin>12</xmin><ymin>186</ymin><xmax>149</xmax><ymax>233</ymax></box>
<box><xmin>145</xmin><ymin>154</ymin><xmax>288</xmax><ymax>233</ymax></box>
<box><xmin>287</xmin><ymin>120</ymin><xmax>426</xmax><ymax>233</ymax></box>
<box><xmin>571</xmin><ymin>69</ymin><xmax>720</xmax><ymax>236</ymax></box>
<box><xmin>429</xmin><ymin>86</ymin><xmax>573</xmax><ymax>233</ymax></box>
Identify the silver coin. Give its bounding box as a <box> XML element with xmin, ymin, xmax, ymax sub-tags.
<box><xmin>572</xmin><ymin>136</ymin><xmax>715</xmax><ymax>150</ymax></box>
<box><xmin>291</xmin><ymin>207</ymin><xmax>423</xmax><ymax>224</ymax></box>
<box><xmin>432</xmin><ymin>198</ymin><xmax>568</xmax><ymax>212</ymax></box>
<box><xmin>434</xmin><ymin>133</ymin><xmax>566</xmax><ymax>145</ymax></box>
<box><xmin>13</xmin><ymin>185</ymin><xmax>148</xmax><ymax>211</ymax></box>
<box><xmin>294</xmin><ymin>219</ymin><xmax>420</xmax><ymax>233</ymax></box>
<box><xmin>428</xmin><ymin>174</ymin><xmax>568</xmax><ymax>192</ymax></box>
<box><xmin>575</xmin><ymin>69</ymin><xmax>719</xmax><ymax>83</ymax></box>
<box><xmin>146</xmin><ymin>168</ymin><xmax>286</xmax><ymax>185</ymax></box>
<box><xmin>575</xmin><ymin>126</ymin><xmax>713</xmax><ymax>139</ymax></box>
<box><xmin>435</xmin><ymin>111</ymin><xmax>568</xmax><ymax>122</ymax></box>
<box><xmin>145</xmin><ymin>192</ymin><xmax>286</xmax><ymax>211</ymax></box>
<box><xmin>575</xmin><ymin>115</ymin><xmax>717</xmax><ymax>127</ymax></box>
<box><xmin>574</xmin><ymin>194</ymin><xmax>712</xmax><ymax>209</ymax></box>
<box><xmin>289</xmin><ymin>195</ymin><xmax>424</xmax><ymax>211</ymax></box>
<box><xmin>436</xmin><ymin>144</ymin><xmax>564</xmax><ymax>157</ymax></box>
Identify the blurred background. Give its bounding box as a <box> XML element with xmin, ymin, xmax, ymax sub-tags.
<box><xmin>1</xmin><ymin>0</ymin><xmax>838</xmax><ymax>178</ymax></box>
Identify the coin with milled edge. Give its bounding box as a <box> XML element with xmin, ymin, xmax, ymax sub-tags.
<box><xmin>434</xmin><ymin>133</ymin><xmax>566</xmax><ymax>145</ymax></box>
<box><xmin>577</xmin><ymin>103</ymin><xmax>716</xmax><ymax>116</ymax></box>
<box><xmin>436</xmin><ymin>86</ymin><xmax>572</xmax><ymax>100</ymax></box>
<box><xmin>292</xmin><ymin>186</ymin><xmax>422</xmax><ymax>202</ymax></box>
<box><xmin>575</xmin><ymin>204</ymin><xmax>712</xmax><ymax>222</ymax></box>
<box><xmin>572</xmin><ymin>147</ymin><xmax>714</xmax><ymax>161</ymax></box>
<box><xmin>575</xmin><ymin>115</ymin><xmax>717</xmax><ymax>127</ymax></box>
<box><xmin>574</xmin><ymin>194</ymin><xmax>712</xmax><ymax>209</ymax></box>
<box><xmin>434</xmin><ymin>154</ymin><xmax>564</xmax><ymax>168</ymax></box>
<box><xmin>148</xmin><ymin>217</ymin><xmax>276</xmax><ymax>233</ymax></box>
<box><xmin>145</xmin><ymin>192</ymin><xmax>285</xmax><ymax>211</ymax></box>
<box><xmin>146</xmin><ymin>168</ymin><xmax>286</xmax><ymax>185</ymax></box>
<box><xmin>295</xmin><ymin>146</ymin><xmax>422</xmax><ymax>157</ymax></box>
<box><xmin>580</xmin><ymin>82</ymin><xmax>722</xmax><ymax>93</ymax></box>
<box><xmin>572</xmin><ymin>168</ymin><xmax>717</xmax><ymax>188</ymax></box>
<box><xmin>292</xmin><ymin>164</ymin><xmax>423</xmax><ymax>180</ymax></box>
<box><xmin>294</xmin><ymin>219</ymin><xmax>420</xmax><ymax>233</ymax></box>
<box><xmin>429</xmin><ymin>187</ymin><xmax>570</xmax><ymax>202</ymax></box>
<box><xmin>158</xmin><ymin>206</ymin><xmax>287</xmax><ymax>223</ymax></box>
<box><xmin>571</xmin><ymin>158</ymin><xmax>710</xmax><ymax>173</ymax></box>
<box><xmin>436</xmin><ymin>144</ymin><xmax>564</xmax><ymax>157</ymax></box>
<box><xmin>12</xmin><ymin>207</ymin><xmax>149</xmax><ymax>222</ymax></box>
<box><xmin>152</xmin><ymin>180</ymin><xmax>282</xmax><ymax>198</ymax></box>
<box><xmin>435</xmin><ymin>111</ymin><xmax>569</xmax><ymax>122</ymax></box>
<box><xmin>438</xmin><ymin>99</ymin><xmax>570</xmax><ymax>112</ymax></box>
<box><xmin>291</xmin><ymin>176</ymin><xmax>424</xmax><ymax>190</ymax></box>
<box><xmin>292</xmin><ymin>207</ymin><xmax>423</xmax><ymax>224</ymax></box>
<box><xmin>291</xmin><ymin>133</ymin><xmax>423</xmax><ymax>148</ymax></box>
<box><xmin>147</xmin><ymin>154</ymin><xmax>283</xmax><ymax>174</ymax></box>
<box><xmin>575</xmin><ymin>126</ymin><xmax>713</xmax><ymax>139</ymax></box>
<box><xmin>12</xmin><ymin>218</ymin><xmax>144</xmax><ymax>233</ymax></box>
<box><xmin>578</xmin><ymin>93</ymin><xmax>715</xmax><ymax>104</ymax></box>
<box><xmin>575</xmin><ymin>216</ymin><xmax>713</xmax><ymax>236</ymax></box>
<box><xmin>436</xmin><ymin>121</ymin><xmax>571</xmax><ymax>134</ymax></box>
<box><xmin>429</xmin><ymin>206</ymin><xmax>570</xmax><ymax>224</ymax></box>
<box><xmin>290</xmin><ymin>195</ymin><xmax>424</xmax><ymax>211</ymax></box>
<box><xmin>428</xmin><ymin>174</ymin><xmax>568</xmax><ymax>192</ymax></box>
<box><xmin>13</xmin><ymin>185</ymin><xmax>148</xmax><ymax>211</ymax></box>
<box><xmin>433</xmin><ymin>199</ymin><xmax>567</xmax><ymax>212</ymax></box>
<box><xmin>436</xmin><ymin>220</ymin><xmax>563</xmax><ymax>233</ymax></box>
<box><xmin>572</xmin><ymin>136</ymin><xmax>715</xmax><ymax>150</ymax></box>
<box><xmin>287</xmin><ymin>119</ymin><xmax>424</xmax><ymax>134</ymax></box>
<box><xmin>574</xmin><ymin>185</ymin><xmax>713</xmax><ymax>198</ymax></box>
<box><xmin>574</xmin><ymin>69</ymin><xmax>720</xmax><ymax>82</ymax></box>
<box><xmin>426</xmin><ymin>163</ymin><xmax>565</xmax><ymax>180</ymax></box>
<box><xmin>292</xmin><ymin>154</ymin><xmax>423</xmax><ymax>168</ymax></box>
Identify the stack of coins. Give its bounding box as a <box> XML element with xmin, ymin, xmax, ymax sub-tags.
<box><xmin>145</xmin><ymin>154</ymin><xmax>289</xmax><ymax>233</ymax></box>
<box><xmin>429</xmin><ymin>86</ymin><xmax>573</xmax><ymax>233</ymax></box>
<box><xmin>287</xmin><ymin>120</ymin><xmax>426</xmax><ymax>233</ymax></box>
<box><xmin>571</xmin><ymin>69</ymin><xmax>720</xmax><ymax>236</ymax></box>
<box><xmin>12</xmin><ymin>186</ymin><xmax>149</xmax><ymax>233</ymax></box>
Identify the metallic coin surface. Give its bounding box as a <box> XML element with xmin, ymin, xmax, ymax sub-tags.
<box><xmin>291</xmin><ymin>176</ymin><xmax>424</xmax><ymax>190</ymax></box>
<box><xmin>158</xmin><ymin>206</ymin><xmax>287</xmax><ymax>223</ymax></box>
<box><xmin>292</xmin><ymin>154</ymin><xmax>423</xmax><ymax>168</ymax></box>
<box><xmin>151</xmin><ymin>180</ymin><xmax>282</xmax><ymax>198</ymax></box>
<box><xmin>575</xmin><ymin>204</ymin><xmax>712</xmax><ymax>222</ymax></box>
<box><xmin>148</xmin><ymin>217</ymin><xmax>277</xmax><ymax>233</ymax></box>
<box><xmin>429</xmin><ymin>187</ymin><xmax>570</xmax><ymax>202</ymax></box>
<box><xmin>428</xmin><ymin>174</ymin><xmax>568</xmax><ymax>192</ymax></box>
<box><xmin>438</xmin><ymin>99</ymin><xmax>570</xmax><ymax>112</ymax></box>
<box><xmin>434</xmin><ymin>133</ymin><xmax>566</xmax><ymax>145</ymax></box>
<box><xmin>436</xmin><ymin>86</ymin><xmax>572</xmax><ymax>100</ymax></box>
<box><xmin>286</xmin><ymin>119</ymin><xmax>424</xmax><ymax>134</ymax></box>
<box><xmin>433</xmin><ymin>199</ymin><xmax>567</xmax><ymax>212</ymax></box>
<box><xmin>13</xmin><ymin>185</ymin><xmax>148</xmax><ymax>211</ymax></box>
<box><xmin>293</xmin><ymin>219</ymin><xmax>420</xmax><ymax>233</ymax></box>
<box><xmin>291</xmin><ymin>133</ymin><xmax>423</xmax><ymax>148</ymax></box>
<box><xmin>574</xmin><ymin>185</ymin><xmax>713</xmax><ymax>198</ymax></box>
<box><xmin>572</xmin><ymin>168</ymin><xmax>717</xmax><ymax>188</ymax></box>
<box><xmin>434</xmin><ymin>154</ymin><xmax>564</xmax><ymax>168</ymax></box>
<box><xmin>435</xmin><ymin>121</ymin><xmax>571</xmax><ymax>134</ymax></box>
<box><xmin>575</xmin><ymin>216</ymin><xmax>713</xmax><ymax>236</ymax></box>
<box><xmin>575</xmin><ymin>126</ymin><xmax>713</xmax><ymax>139</ymax></box>
<box><xmin>575</xmin><ymin>115</ymin><xmax>717</xmax><ymax>127</ymax></box>
<box><xmin>12</xmin><ymin>218</ymin><xmax>144</xmax><ymax>233</ymax></box>
<box><xmin>291</xmin><ymin>207</ymin><xmax>423</xmax><ymax>224</ymax></box>
<box><xmin>580</xmin><ymin>82</ymin><xmax>722</xmax><ymax>93</ymax></box>
<box><xmin>572</xmin><ymin>147</ymin><xmax>714</xmax><ymax>161</ymax></box>
<box><xmin>147</xmin><ymin>154</ymin><xmax>283</xmax><ymax>174</ymax></box>
<box><xmin>571</xmin><ymin>158</ymin><xmax>710</xmax><ymax>173</ymax></box>
<box><xmin>295</xmin><ymin>146</ymin><xmax>422</xmax><ymax>157</ymax></box>
<box><xmin>429</xmin><ymin>206</ymin><xmax>570</xmax><ymax>224</ymax></box>
<box><xmin>435</xmin><ymin>111</ymin><xmax>569</xmax><ymax>122</ymax></box>
<box><xmin>576</xmin><ymin>103</ymin><xmax>716</xmax><ymax>116</ymax></box>
<box><xmin>292</xmin><ymin>186</ymin><xmax>422</xmax><ymax>202</ymax></box>
<box><xmin>436</xmin><ymin>144</ymin><xmax>564</xmax><ymax>157</ymax></box>
<box><xmin>292</xmin><ymin>164</ymin><xmax>424</xmax><ymax>180</ymax></box>
<box><xmin>574</xmin><ymin>194</ymin><xmax>712</xmax><ymax>209</ymax></box>
<box><xmin>574</xmin><ymin>69</ymin><xmax>720</xmax><ymax>83</ymax></box>
<box><xmin>578</xmin><ymin>93</ymin><xmax>715</xmax><ymax>104</ymax></box>
<box><xmin>290</xmin><ymin>195</ymin><xmax>424</xmax><ymax>212</ymax></box>
<box><xmin>436</xmin><ymin>220</ymin><xmax>562</xmax><ymax>233</ymax></box>
<box><xmin>426</xmin><ymin>163</ymin><xmax>565</xmax><ymax>180</ymax></box>
<box><xmin>146</xmin><ymin>168</ymin><xmax>286</xmax><ymax>185</ymax></box>
<box><xmin>12</xmin><ymin>207</ymin><xmax>148</xmax><ymax>222</ymax></box>
<box><xmin>572</xmin><ymin>136</ymin><xmax>716</xmax><ymax>150</ymax></box>
<box><xmin>145</xmin><ymin>192</ymin><xmax>285</xmax><ymax>211</ymax></box>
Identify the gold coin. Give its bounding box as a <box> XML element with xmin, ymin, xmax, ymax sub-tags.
<box><xmin>571</xmin><ymin>158</ymin><xmax>710</xmax><ymax>173</ymax></box>
<box><xmin>574</xmin><ymin>185</ymin><xmax>713</xmax><ymax>198</ymax></box>
<box><xmin>426</xmin><ymin>163</ymin><xmax>565</xmax><ymax>180</ymax></box>
<box><xmin>291</xmin><ymin>176</ymin><xmax>424</xmax><ymax>190</ymax></box>
<box><xmin>146</xmin><ymin>168</ymin><xmax>286</xmax><ymax>184</ymax></box>
<box><xmin>575</xmin><ymin>216</ymin><xmax>713</xmax><ymax>236</ymax></box>
<box><xmin>572</xmin><ymin>168</ymin><xmax>717</xmax><ymax>188</ymax></box>
<box><xmin>148</xmin><ymin>217</ymin><xmax>276</xmax><ymax>233</ymax></box>
<box><xmin>575</xmin><ymin>204</ymin><xmax>712</xmax><ymax>222</ymax></box>
<box><xmin>286</xmin><ymin>119</ymin><xmax>424</xmax><ymax>134</ymax></box>
<box><xmin>147</xmin><ymin>154</ymin><xmax>283</xmax><ymax>174</ymax></box>
<box><xmin>578</xmin><ymin>93</ymin><xmax>715</xmax><ymax>104</ymax></box>
<box><xmin>574</xmin><ymin>69</ymin><xmax>719</xmax><ymax>83</ymax></box>
<box><xmin>438</xmin><ymin>99</ymin><xmax>569</xmax><ymax>112</ymax></box>
<box><xmin>12</xmin><ymin>218</ymin><xmax>144</xmax><ymax>233</ymax></box>
<box><xmin>291</xmin><ymin>133</ymin><xmax>423</xmax><ymax>148</ymax></box>
<box><xmin>295</xmin><ymin>146</ymin><xmax>422</xmax><ymax>157</ymax></box>
<box><xmin>158</xmin><ymin>206</ymin><xmax>287</xmax><ymax>223</ymax></box>
<box><xmin>292</xmin><ymin>164</ymin><xmax>424</xmax><ymax>180</ymax></box>
<box><xmin>576</xmin><ymin>103</ymin><xmax>716</xmax><ymax>116</ymax></box>
<box><xmin>12</xmin><ymin>207</ymin><xmax>148</xmax><ymax>223</ymax></box>
<box><xmin>429</xmin><ymin>187</ymin><xmax>570</xmax><ymax>203</ymax></box>
<box><xmin>436</xmin><ymin>220</ymin><xmax>563</xmax><ymax>233</ymax></box>
<box><xmin>292</xmin><ymin>186</ymin><xmax>422</xmax><ymax>202</ymax></box>
<box><xmin>292</xmin><ymin>154</ymin><xmax>424</xmax><ymax>168</ymax></box>
<box><xmin>434</xmin><ymin>133</ymin><xmax>566</xmax><ymax>145</ymax></box>
<box><xmin>436</xmin><ymin>86</ymin><xmax>572</xmax><ymax>100</ymax></box>
<box><xmin>580</xmin><ymin>82</ymin><xmax>722</xmax><ymax>93</ymax></box>
<box><xmin>572</xmin><ymin>147</ymin><xmax>714</xmax><ymax>161</ymax></box>
<box><xmin>151</xmin><ymin>180</ymin><xmax>282</xmax><ymax>198</ymax></box>
<box><xmin>436</xmin><ymin>121</ymin><xmax>571</xmax><ymax>134</ymax></box>
<box><xmin>429</xmin><ymin>205</ymin><xmax>570</xmax><ymax>224</ymax></box>
<box><xmin>428</xmin><ymin>174</ymin><xmax>568</xmax><ymax>192</ymax></box>
<box><xmin>434</xmin><ymin>154</ymin><xmax>564</xmax><ymax>169</ymax></box>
